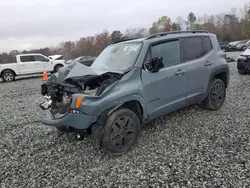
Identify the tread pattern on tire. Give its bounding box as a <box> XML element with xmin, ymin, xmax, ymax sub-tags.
<box><xmin>202</xmin><ymin>79</ymin><xmax>226</xmax><ymax>111</ymax></box>
<box><xmin>101</xmin><ymin>107</ymin><xmax>141</xmax><ymax>156</ymax></box>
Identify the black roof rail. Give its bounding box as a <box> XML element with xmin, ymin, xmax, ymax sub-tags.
<box><xmin>111</xmin><ymin>37</ymin><xmax>141</xmax><ymax>44</ymax></box>
<box><xmin>145</xmin><ymin>30</ymin><xmax>209</xmax><ymax>40</ymax></box>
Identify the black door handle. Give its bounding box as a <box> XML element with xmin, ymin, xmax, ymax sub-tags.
<box><xmin>204</xmin><ymin>61</ymin><xmax>212</xmax><ymax>66</ymax></box>
<box><xmin>175</xmin><ymin>69</ymin><xmax>186</xmax><ymax>75</ymax></box>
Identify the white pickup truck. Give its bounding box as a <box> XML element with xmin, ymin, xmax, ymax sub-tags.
<box><xmin>0</xmin><ymin>53</ymin><xmax>68</xmax><ymax>82</ymax></box>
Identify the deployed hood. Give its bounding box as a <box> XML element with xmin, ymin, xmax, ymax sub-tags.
<box><xmin>48</xmin><ymin>62</ymin><xmax>123</xmax><ymax>89</ymax></box>
<box><xmin>49</xmin><ymin>55</ymin><xmax>63</xmax><ymax>60</ymax></box>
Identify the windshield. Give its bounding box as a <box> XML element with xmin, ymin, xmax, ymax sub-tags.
<box><xmin>74</xmin><ymin>56</ymin><xmax>82</xmax><ymax>61</ymax></box>
<box><xmin>91</xmin><ymin>42</ymin><xmax>143</xmax><ymax>72</ymax></box>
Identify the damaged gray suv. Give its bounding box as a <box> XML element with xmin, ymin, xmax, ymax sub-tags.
<box><xmin>40</xmin><ymin>30</ymin><xmax>230</xmax><ymax>155</ymax></box>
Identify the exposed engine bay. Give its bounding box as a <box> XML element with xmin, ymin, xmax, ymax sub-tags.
<box><xmin>40</xmin><ymin>62</ymin><xmax>123</xmax><ymax>118</ymax></box>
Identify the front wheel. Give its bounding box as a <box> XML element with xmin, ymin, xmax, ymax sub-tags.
<box><xmin>101</xmin><ymin>108</ymin><xmax>141</xmax><ymax>155</ymax></box>
<box><xmin>202</xmin><ymin>79</ymin><xmax>226</xmax><ymax>110</ymax></box>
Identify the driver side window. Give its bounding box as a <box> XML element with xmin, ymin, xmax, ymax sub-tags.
<box><xmin>151</xmin><ymin>40</ymin><xmax>181</xmax><ymax>68</ymax></box>
<box><xmin>34</xmin><ymin>55</ymin><xmax>47</xmax><ymax>61</ymax></box>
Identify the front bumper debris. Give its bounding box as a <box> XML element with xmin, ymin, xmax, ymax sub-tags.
<box><xmin>39</xmin><ymin>95</ymin><xmax>52</xmax><ymax>110</ymax></box>
<box><xmin>40</xmin><ymin>111</ymin><xmax>97</xmax><ymax>130</ymax></box>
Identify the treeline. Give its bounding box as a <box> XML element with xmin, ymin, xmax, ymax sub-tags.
<box><xmin>1</xmin><ymin>3</ymin><xmax>250</xmax><ymax>63</ymax></box>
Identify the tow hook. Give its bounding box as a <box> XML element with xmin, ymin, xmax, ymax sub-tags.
<box><xmin>39</xmin><ymin>95</ymin><xmax>52</xmax><ymax>110</ymax></box>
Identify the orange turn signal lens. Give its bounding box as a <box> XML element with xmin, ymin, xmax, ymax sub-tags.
<box><xmin>75</xmin><ymin>98</ymin><xmax>83</xmax><ymax>108</ymax></box>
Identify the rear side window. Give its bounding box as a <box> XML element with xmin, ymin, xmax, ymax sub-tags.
<box><xmin>181</xmin><ymin>37</ymin><xmax>205</xmax><ymax>62</ymax></box>
<box><xmin>151</xmin><ymin>40</ymin><xmax>180</xmax><ymax>67</ymax></box>
<box><xmin>20</xmin><ymin>56</ymin><xmax>35</xmax><ymax>62</ymax></box>
<box><xmin>203</xmin><ymin>36</ymin><xmax>213</xmax><ymax>52</ymax></box>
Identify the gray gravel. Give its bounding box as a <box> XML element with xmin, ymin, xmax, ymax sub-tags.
<box><xmin>1</xmin><ymin>58</ymin><xmax>250</xmax><ymax>187</ymax></box>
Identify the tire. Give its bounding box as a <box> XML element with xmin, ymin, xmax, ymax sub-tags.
<box><xmin>238</xmin><ymin>69</ymin><xmax>246</xmax><ymax>75</ymax></box>
<box><xmin>54</xmin><ymin>64</ymin><xmax>63</xmax><ymax>72</ymax></box>
<box><xmin>1</xmin><ymin>70</ymin><xmax>15</xmax><ymax>82</ymax></box>
<box><xmin>101</xmin><ymin>108</ymin><xmax>141</xmax><ymax>155</ymax></box>
<box><xmin>202</xmin><ymin>79</ymin><xmax>226</xmax><ymax>110</ymax></box>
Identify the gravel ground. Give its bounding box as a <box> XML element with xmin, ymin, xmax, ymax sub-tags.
<box><xmin>0</xmin><ymin>55</ymin><xmax>250</xmax><ymax>187</ymax></box>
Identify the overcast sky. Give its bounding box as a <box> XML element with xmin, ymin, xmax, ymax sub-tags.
<box><xmin>0</xmin><ymin>0</ymin><xmax>248</xmax><ymax>52</ymax></box>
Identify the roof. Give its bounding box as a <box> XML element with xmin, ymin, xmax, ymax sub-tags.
<box><xmin>115</xmin><ymin>30</ymin><xmax>213</xmax><ymax>44</ymax></box>
<box><xmin>18</xmin><ymin>53</ymin><xmax>45</xmax><ymax>56</ymax></box>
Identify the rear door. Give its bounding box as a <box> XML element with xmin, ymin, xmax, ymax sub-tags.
<box><xmin>18</xmin><ymin>55</ymin><xmax>37</xmax><ymax>74</ymax></box>
<box><xmin>141</xmin><ymin>39</ymin><xmax>188</xmax><ymax>120</ymax></box>
<box><xmin>180</xmin><ymin>36</ymin><xmax>213</xmax><ymax>105</ymax></box>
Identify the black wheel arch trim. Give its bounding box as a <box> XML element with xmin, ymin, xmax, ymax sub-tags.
<box><xmin>0</xmin><ymin>69</ymin><xmax>17</xmax><ymax>77</ymax></box>
<box><xmin>206</xmin><ymin>66</ymin><xmax>229</xmax><ymax>96</ymax></box>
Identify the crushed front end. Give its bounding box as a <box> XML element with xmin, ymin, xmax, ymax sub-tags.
<box><xmin>39</xmin><ymin>62</ymin><xmax>122</xmax><ymax>130</ymax></box>
<box><xmin>237</xmin><ymin>55</ymin><xmax>250</xmax><ymax>72</ymax></box>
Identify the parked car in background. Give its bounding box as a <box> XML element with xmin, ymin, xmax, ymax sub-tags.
<box><xmin>237</xmin><ymin>46</ymin><xmax>250</xmax><ymax>74</ymax></box>
<box><xmin>48</xmin><ymin>55</ymin><xmax>68</xmax><ymax>69</ymax></box>
<box><xmin>236</xmin><ymin>40</ymin><xmax>250</xmax><ymax>51</ymax></box>
<box><xmin>225</xmin><ymin>41</ymin><xmax>241</xmax><ymax>52</ymax></box>
<box><xmin>219</xmin><ymin>42</ymin><xmax>229</xmax><ymax>50</ymax></box>
<box><xmin>49</xmin><ymin>54</ymin><xmax>64</xmax><ymax>60</ymax></box>
<box><xmin>74</xmin><ymin>56</ymin><xmax>97</xmax><ymax>66</ymax></box>
<box><xmin>0</xmin><ymin>53</ymin><xmax>68</xmax><ymax>82</ymax></box>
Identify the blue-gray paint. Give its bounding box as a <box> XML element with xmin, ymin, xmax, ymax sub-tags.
<box><xmin>41</xmin><ymin>32</ymin><xmax>230</xmax><ymax>129</ymax></box>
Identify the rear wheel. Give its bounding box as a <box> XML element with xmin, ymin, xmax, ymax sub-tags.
<box><xmin>101</xmin><ymin>108</ymin><xmax>141</xmax><ymax>155</ymax></box>
<box><xmin>2</xmin><ymin>70</ymin><xmax>15</xmax><ymax>82</ymax></box>
<box><xmin>202</xmin><ymin>79</ymin><xmax>226</xmax><ymax>110</ymax></box>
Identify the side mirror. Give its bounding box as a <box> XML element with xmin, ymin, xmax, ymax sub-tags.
<box><xmin>144</xmin><ymin>56</ymin><xmax>164</xmax><ymax>73</ymax></box>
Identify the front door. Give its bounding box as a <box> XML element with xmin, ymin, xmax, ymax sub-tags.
<box><xmin>141</xmin><ymin>39</ymin><xmax>187</xmax><ymax>120</ymax></box>
<box><xmin>33</xmin><ymin>55</ymin><xmax>53</xmax><ymax>72</ymax></box>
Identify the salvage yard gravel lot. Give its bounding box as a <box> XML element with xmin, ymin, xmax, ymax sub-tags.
<box><xmin>0</xmin><ymin>52</ymin><xmax>250</xmax><ymax>187</ymax></box>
